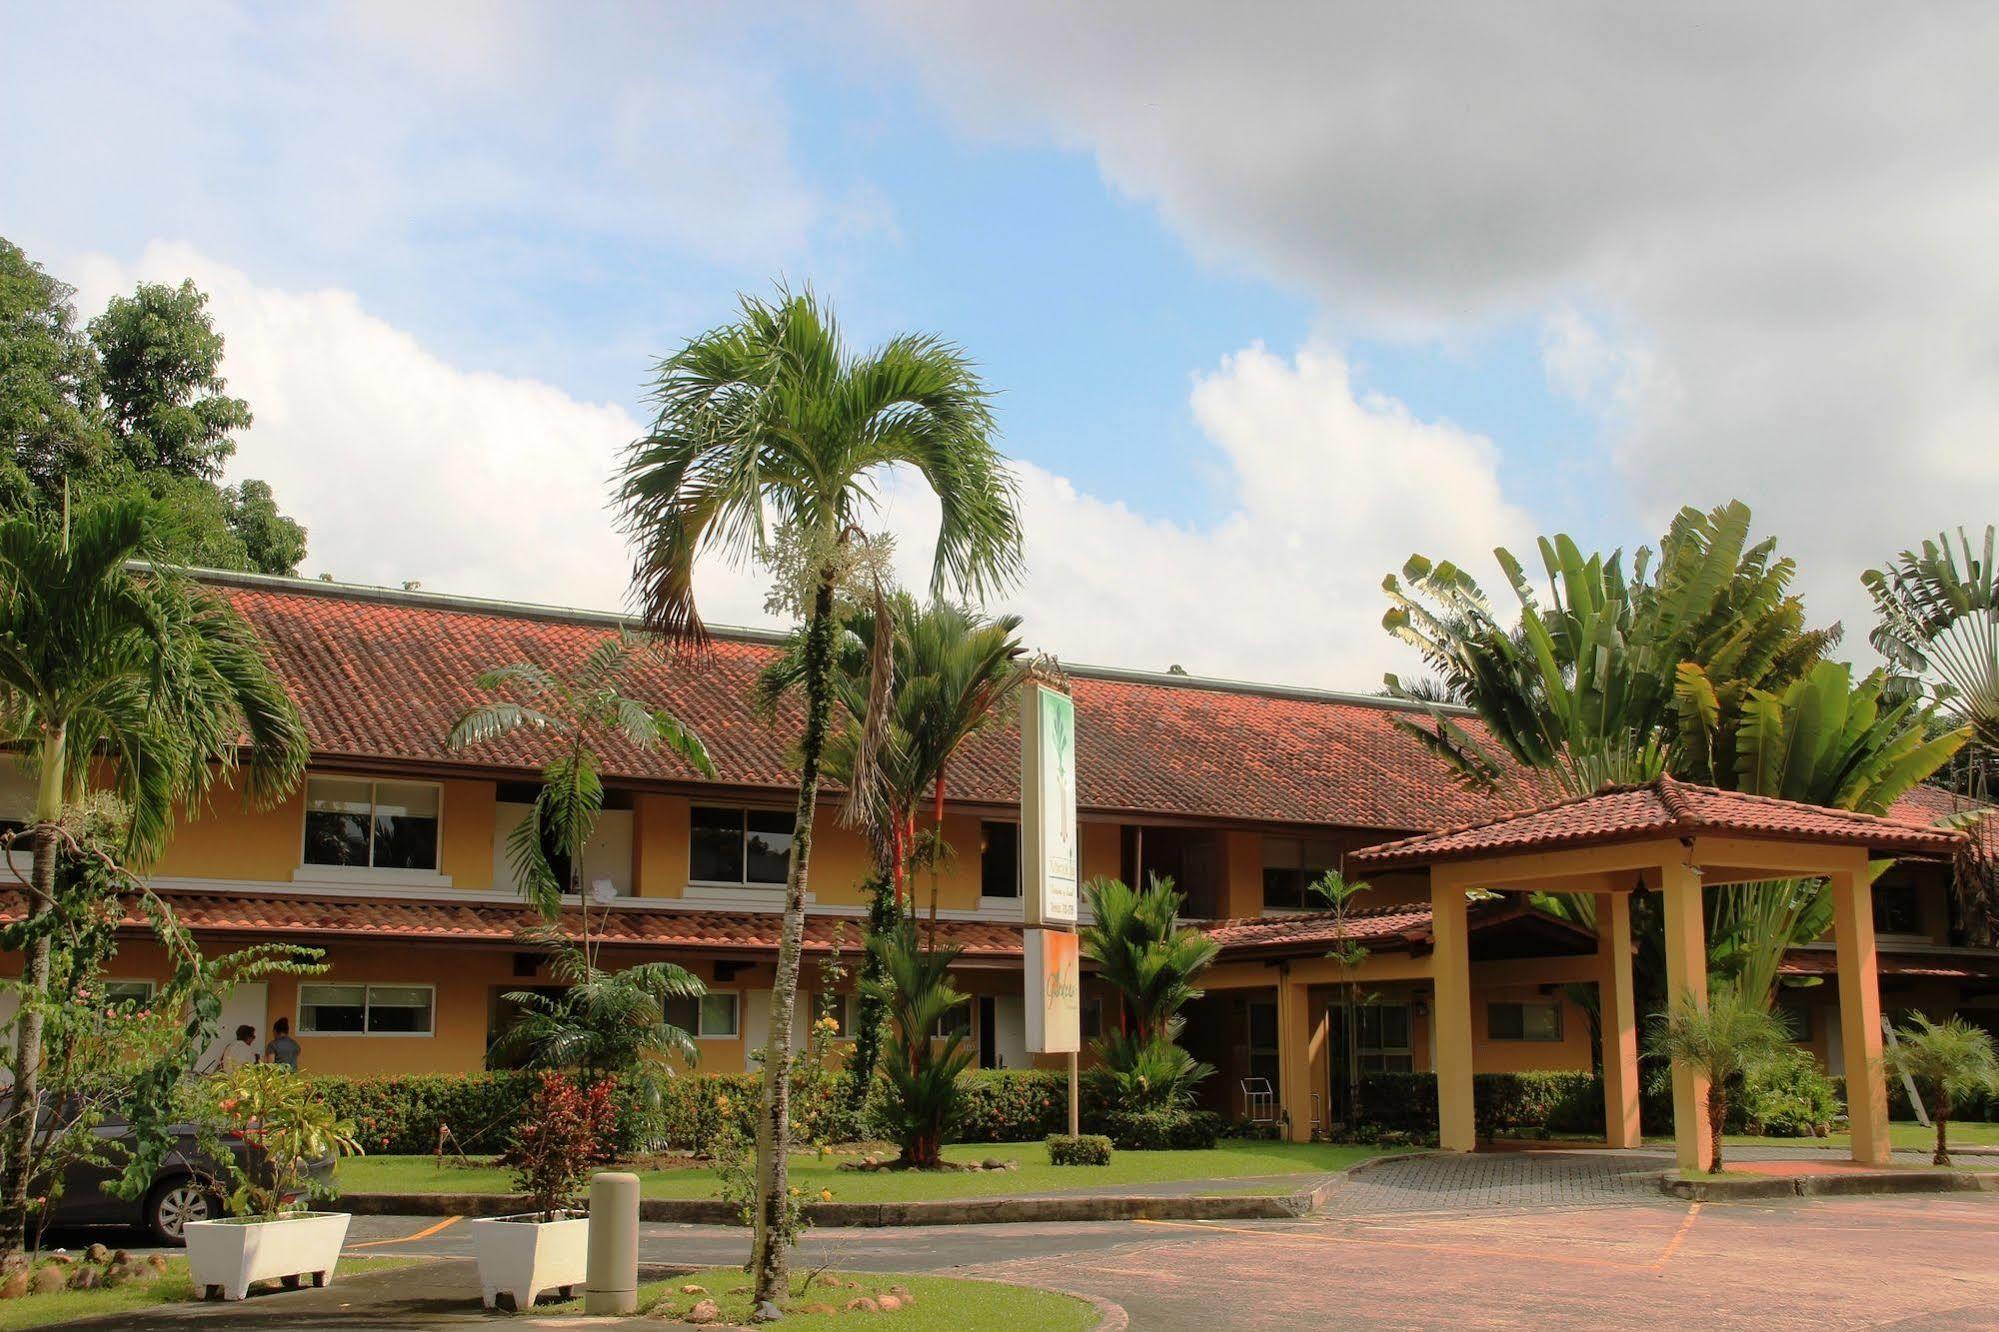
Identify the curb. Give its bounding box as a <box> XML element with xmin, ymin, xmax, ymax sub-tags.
<box><xmin>1659</xmin><ymin>1169</ymin><xmax>1999</xmax><ymax>1202</ymax></box>
<box><xmin>341</xmin><ymin>1170</ymin><xmax>1355</xmax><ymax>1229</ymax></box>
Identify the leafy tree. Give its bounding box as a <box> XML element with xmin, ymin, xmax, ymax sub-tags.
<box><xmin>863</xmin><ymin>919</ymin><xmax>972</xmax><ymax>1168</ymax></box>
<box><xmin>1882</xmin><ymin>1013</ymin><xmax>1999</xmax><ymax>1166</ymax></box>
<box><xmin>757</xmin><ymin>590</ymin><xmax>1024</xmax><ymax>1094</ymax></box>
<box><xmin>0</xmin><ymin>237</ymin><xmax>306</xmax><ymax>574</ymax></box>
<box><xmin>1865</xmin><ymin>526</ymin><xmax>1999</xmax><ymax>792</ymax></box>
<box><xmin>0</xmin><ymin>497</ymin><xmax>310</xmax><ymax>1250</ymax></box>
<box><xmin>615</xmin><ymin>286</ymin><xmax>1021</xmax><ymax>1303</ymax></box>
<box><xmin>1645</xmin><ymin>982</ymin><xmax>1792</xmax><ymax>1173</ymax></box>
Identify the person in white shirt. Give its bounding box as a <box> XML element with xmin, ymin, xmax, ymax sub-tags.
<box><xmin>220</xmin><ymin>1024</ymin><xmax>259</xmax><ymax>1072</ymax></box>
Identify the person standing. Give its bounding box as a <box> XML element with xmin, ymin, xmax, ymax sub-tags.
<box><xmin>265</xmin><ymin>1017</ymin><xmax>301</xmax><ymax>1070</ymax></box>
<box><xmin>220</xmin><ymin>1024</ymin><xmax>259</xmax><ymax>1071</ymax></box>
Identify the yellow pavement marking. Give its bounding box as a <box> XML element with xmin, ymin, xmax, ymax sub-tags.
<box><xmin>1131</xmin><ymin>1217</ymin><xmax>1660</xmax><ymax>1273</ymax></box>
<box><xmin>345</xmin><ymin>1214</ymin><xmax>462</xmax><ymax>1249</ymax></box>
<box><xmin>1650</xmin><ymin>1201</ymin><xmax>1700</xmax><ymax>1271</ymax></box>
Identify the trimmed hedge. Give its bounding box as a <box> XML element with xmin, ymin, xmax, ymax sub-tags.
<box><xmin>1047</xmin><ymin>1134</ymin><xmax>1113</xmax><ymax>1166</ymax></box>
<box><xmin>1354</xmin><ymin>1071</ymin><xmax>1606</xmax><ymax>1139</ymax></box>
<box><xmin>1103</xmin><ymin>1108</ymin><xmax>1223</xmax><ymax>1151</ymax></box>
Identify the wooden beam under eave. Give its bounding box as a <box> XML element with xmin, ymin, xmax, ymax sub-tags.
<box><xmin>1688</xmin><ymin>837</ymin><xmax>1874</xmax><ymax>882</ymax></box>
<box><xmin>1428</xmin><ymin>838</ymin><xmax>1688</xmax><ymax>892</ymax></box>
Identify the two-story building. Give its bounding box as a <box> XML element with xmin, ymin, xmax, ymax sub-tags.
<box><xmin>4</xmin><ymin>570</ymin><xmax>1993</xmax><ymax>1135</ymax></box>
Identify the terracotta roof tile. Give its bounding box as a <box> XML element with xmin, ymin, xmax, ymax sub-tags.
<box><xmin>213</xmin><ymin>578</ymin><xmax>1533</xmax><ymax>832</ymax></box>
<box><xmin>1349</xmin><ymin>775</ymin><xmax>1968</xmax><ymax>870</ymax></box>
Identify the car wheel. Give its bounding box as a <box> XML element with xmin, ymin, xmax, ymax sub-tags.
<box><xmin>147</xmin><ymin>1177</ymin><xmax>217</xmax><ymax>1245</ymax></box>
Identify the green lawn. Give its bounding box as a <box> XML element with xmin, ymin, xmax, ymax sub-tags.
<box><xmin>551</xmin><ymin>1266</ymin><xmax>1099</xmax><ymax>1330</ymax></box>
<box><xmin>339</xmin><ymin>1139</ymin><xmax>1378</xmax><ymax>1205</ymax></box>
<box><xmin>0</xmin><ymin>1256</ymin><xmax>417</xmax><ymax>1332</ymax></box>
<box><xmin>1637</xmin><ymin>1122</ymin><xmax>1999</xmax><ymax>1153</ymax></box>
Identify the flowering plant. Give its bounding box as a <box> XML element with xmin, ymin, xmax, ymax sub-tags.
<box><xmin>502</xmin><ymin>1073</ymin><xmax>617</xmax><ymax>1219</ymax></box>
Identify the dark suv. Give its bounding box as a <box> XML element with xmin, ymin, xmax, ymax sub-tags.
<box><xmin>49</xmin><ymin>1114</ymin><xmax>335</xmax><ymax>1244</ymax></box>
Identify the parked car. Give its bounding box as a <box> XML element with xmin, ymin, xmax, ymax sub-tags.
<box><xmin>43</xmin><ymin>1112</ymin><xmax>335</xmax><ymax>1244</ymax></box>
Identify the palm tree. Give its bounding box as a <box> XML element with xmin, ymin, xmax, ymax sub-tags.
<box><xmin>446</xmin><ymin>631</ymin><xmax>714</xmax><ymax>963</ymax></box>
<box><xmin>1882</xmin><ymin>1013</ymin><xmax>1999</xmax><ymax>1166</ymax></box>
<box><xmin>1865</xmin><ymin>526</ymin><xmax>1999</xmax><ymax>795</ymax></box>
<box><xmin>1080</xmin><ymin>875</ymin><xmax>1219</xmax><ymax>1044</ymax></box>
<box><xmin>1309</xmin><ymin>869</ymin><xmax>1373</xmax><ymax>1130</ymax></box>
<box><xmin>863</xmin><ymin>919</ymin><xmax>972</xmax><ymax>1168</ymax></box>
<box><xmin>1645</xmin><ymin>982</ymin><xmax>1792</xmax><ymax>1173</ymax></box>
<box><xmin>615</xmin><ymin>287</ymin><xmax>1022</xmax><ymax>1301</ymax></box>
<box><xmin>0</xmin><ymin>497</ymin><xmax>308</xmax><ymax>1250</ymax></box>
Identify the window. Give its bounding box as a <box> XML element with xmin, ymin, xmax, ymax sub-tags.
<box><xmin>932</xmin><ymin>1005</ymin><xmax>972</xmax><ymax>1040</ymax></box>
<box><xmin>299</xmin><ymin>983</ymin><xmax>435</xmax><ymax>1035</ymax></box>
<box><xmin>303</xmin><ymin>778</ymin><xmax>439</xmax><ymax>871</ymax></box>
<box><xmin>1777</xmin><ymin>1002</ymin><xmax>1813</xmax><ymax>1044</ymax></box>
<box><xmin>1354</xmin><ymin>1002</ymin><xmax>1414</xmax><ymax>1072</ymax></box>
<box><xmin>807</xmin><ymin>993</ymin><xmax>854</xmax><ymax>1038</ymax></box>
<box><xmin>1082</xmin><ymin>996</ymin><xmax>1105</xmax><ymax>1042</ymax></box>
<box><xmin>1873</xmin><ymin>883</ymin><xmax>1923</xmax><ymax>936</ymax></box>
<box><xmin>664</xmin><ymin>993</ymin><xmax>740</xmax><ymax>1039</ymax></box>
<box><xmin>1262</xmin><ymin>836</ymin><xmax>1344</xmax><ymax>910</ymax></box>
<box><xmin>690</xmin><ymin>807</ymin><xmax>794</xmax><ymax>886</ymax></box>
<box><xmin>980</xmin><ymin>821</ymin><xmax>1021</xmax><ymax>899</ymax></box>
<box><xmin>103</xmin><ymin>980</ymin><xmax>154</xmax><ymax>1008</ymax></box>
<box><xmin>1488</xmin><ymin>1000</ymin><xmax>1563</xmax><ymax>1042</ymax></box>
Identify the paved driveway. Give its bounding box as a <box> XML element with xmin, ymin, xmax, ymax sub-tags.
<box><xmin>1328</xmin><ymin>1149</ymin><xmax>1669</xmax><ymax>1215</ymax></box>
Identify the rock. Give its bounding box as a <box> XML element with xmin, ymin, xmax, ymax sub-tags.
<box><xmin>83</xmin><ymin>1243</ymin><xmax>109</xmax><ymax>1264</ymax></box>
<box><xmin>0</xmin><ymin>1271</ymin><xmax>28</xmax><ymax>1300</ymax></box>
<box><xmin>0</xmin><ymin>1253</ymin><xmax>27</xmax><ymax>1276</ymax></box>
<box><xmin>680</xmin><ymin>1284</ymin><xmax>709</xmax><ymax>1295</ymax></box>
<box><xmin>100</xmin><ymin>1264</ymin><xmax>133</xmax><ymax>1289</ymax></box>
<box><xmin>684</xmin><ymin>1298</ymin><xmax>721</xmax><ymax>1324</ymax></box>
<box><xmin>814</xmin><ymin>1275</ymin><xmax>841</xmax><ymax>1288</ymax></box>
<box><xmin>145</xmin><ymin>1254</ymin><xmax>169</xmax><ymax>1274</ymax></box>
<box><xmin>69</xmin><ymin>1266</ymin><xmax>100</xmax><ymax>1291</ymax></box>
<box><xmin>878</xmin><ymin>1295</ymin><xmax>903</xmax><ymax>1311</ymax></box>
<box><xmin>109</xmin><ymin>1249</ymin><xmax>130</xmax><ymax>1267</ymax></box>
<box><xmin>844</xmin><ymin>1296</ymin><xmax>880</xmax><ymax>1312</ymax></box>
<box><xmin>751</xmin><ymin>1300</ymin><xmax>784</xmax><ymax>1322</ymax></box>
<box><xmin>845</xmin><ymin>1280</ymin><xmax>861</xmax><ymax>1289</ymax></box>
<box><xmin>799</xmin><ymin>1302</ymin><xmax>836</xmax><ymax>1315</ymax></box>
<box><xmin>982</xmin><ymin>1158</ymin><xmax>1006</xmax><ymax>1170</ymax></box>
<box><xmin>887</xmin><ymin>1284</ymin><xmax>914</xmax><ymax>1304</ymax></box>
<box><xmin>42</xmin><ymin>1251</ymin><xmax>72</xmax><ymax>1266</ymax></box>
<box><xmin>29</xmin><ymin>1266</ymin><xmax>67</xmax><ymax>1295</ymax></box>
<box><xmin>729</xmin><ymin>1285</ymin><xmax>750</xmax><ymax>1294</ymax></box>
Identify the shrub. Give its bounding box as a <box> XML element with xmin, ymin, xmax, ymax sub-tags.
<box><xmin>1741</xmin><ymin>1047</ymin><xmax>1841</xmax><ymax>1138</ymax></box>
<box><xmin>1046</xmin><ymin>1134</ymin><xmax>1113</xmax><ymax>1166</ymax></box>
<box><xmin>1103</xmin><ymin>1108</ymin><xmax>1222</xmax><ymax>1151</ymax></box>
<box><xmin>202</xmin><ymin>1065</ymin><xmax>361</xmax><ymax>1218</ymax></box>
<box><xmin>1090</xmin><ymin>1026</ymin><xmax>1214</xmax><ymax>1116</ymax></box>
<box><xmin>1356</xmin><ymin>1071</ymin><xmax>1604</xmax><ymax>1139</ymax></box>
<box><xmin>503</xmin><ymin>1073</ymin><xmax>617</xmax><ymax>1219</ymax></box>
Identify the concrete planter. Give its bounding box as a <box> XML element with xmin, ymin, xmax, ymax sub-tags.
<box><xmin>470</xmin><ymin>1210</ymin><xmax>589</xmax><ymax>1310</ymax></box>
<box><xmin>185</xmin><ymin>1211</ymin><xmax>350</xmax><ymax>1302</ymax></box>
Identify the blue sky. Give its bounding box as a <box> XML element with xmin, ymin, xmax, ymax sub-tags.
<box><xmin>5</xmin><ymin>3</ymin><xmax>1991</xmax><ymax>683</ymax></box>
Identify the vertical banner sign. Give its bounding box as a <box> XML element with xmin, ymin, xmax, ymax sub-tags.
<box><xmin>1021</xmin><ymin>683</ymin><xmax>1078</xmax><ymax>927</ymax></box>
<box><xmin>1025</xmin><ymin>928</ymin><xmax>1080</xmax><ymax>1053</ymax></box>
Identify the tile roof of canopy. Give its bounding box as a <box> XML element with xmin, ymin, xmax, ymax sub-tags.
<box><xmin>200</xmin><ymin>570</ymin><xmax>1540</xmax><ymax>833</ymax></box>
<box><xmin>1348</xmin><ymin>775</ymin><xmax>1970</xmax><ymax>871</ymax></box>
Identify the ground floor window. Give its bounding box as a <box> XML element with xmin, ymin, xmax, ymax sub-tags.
<box><xmin>299</xmin><ymin>983</ymin><xmax>435</xmax><ymax>1035</ymax></box>
<box><xmin>1488</xmin><ymin>999</ymin><xmax>1563</xmax><ymax>1042</ymax></box>
<box><xmin>1354</xmin><ymin>1002</ymin><xmax>1415</xmax><ymax>1072</ymax></box>
<box><xmin>665</xmin><ymin>992</ymin><xmax>740</xmax><ymax>1039</ymax></box>
<box><xmin>102</xmin><ymin>979</ymin><xmax>155</xmax><ymax>1008</ymax></box>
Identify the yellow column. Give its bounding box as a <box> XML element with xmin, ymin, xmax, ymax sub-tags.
<box><xmin>1830</xmin><ymin>863</ymin><xmax>1891</xmax><ymax>1166</ymax></box>
<box><xmin>1430</xmin><ymin>870</ymin><xmax>1476</xmax><ymax>1152</ymax></box>
<box><xmin>1595</xmin><ymin>889</ymin><xmax>1641</xmax><ymax>1149</ymax></box>
<box><xmin>1659</xmin><ymin>860</ymin><xmax>1711</xmax><ymax>1172</ymax></box>
<box><xmin>1276</xmin><ymin>971</ymin><xmax>1316</xmax><ymax>1142</ymax></box>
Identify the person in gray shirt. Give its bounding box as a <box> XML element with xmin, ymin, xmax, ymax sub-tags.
<box><xmin>265</xmin><ymin>1016</ymin><xmax>301</xmax><ymax>1070</ymax></box>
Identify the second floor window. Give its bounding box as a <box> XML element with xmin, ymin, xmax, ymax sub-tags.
<box><xmin>1262</xmin><ymin>835</ymin><xmax>1343</xmax><ymax>910</ymax></box>
<box><xmin>980</xmin><ymin>821</ymin><xmax>1021</xmax><ymax>899</ymax></box>
<box><xmin>303</xmin><ymin>778</ymin><xmax>439</xmax><ymax>871</ymax></box>
<box><xmin>690</xmin><ymin>806</ymin><xmax>794</xmax><ymax>885</ymax></box>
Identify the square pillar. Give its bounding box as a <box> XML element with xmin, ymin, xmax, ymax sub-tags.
<box><xmin>1594</xmin><ymin>889</ymin><xmax>1641</xmax><ymax>1149</ymax></box>
<box><xmin>1276</xmin><ymin>972</ymin><xmax>1317</xmax><ymax>1142</ymax></box>
<box><xmin>1830</xmin><ymin>865</ymin><xmax>1891</xmax><ymax>1166</ymax></box>
<box><xmin>1659</xmin><ymin>861</ymin><xmax>1711</xmax><ymax>1172</ymax></box>
<box><xmin>1430</xmin><ymin>873</ymin><xmax>1476</xmax><ymax>1152</ymax></box>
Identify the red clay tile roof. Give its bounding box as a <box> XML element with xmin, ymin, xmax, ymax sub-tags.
<box><xmin>1348</xmin><ymin>775</ymin><xmax>1969</xmax><ymax>870</ymax></box>
<box><xmin>211</xmin><ymin>575</ymin><xmax>1532</xmax><ymax>832</ymax></box>
<box><xmin>1778</xmin><ymin>948</ymin><xmax>1999</xmax><ymax>982</ymax></box>
<box><xmin>1886</xmin><ymin>783</ymin><xmax>1999</xmax><ymax>858</ymax></box>
<box><xmin>1196</xmin><ymin>897</ymin><xmax>1599</xmax><ymax>959</ymax></box>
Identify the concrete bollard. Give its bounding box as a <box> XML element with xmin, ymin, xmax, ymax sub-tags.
<box><xmin>585</xmin><ymin>1171</ymin><xmax>639</xmax><ymax>1315</ymax></box>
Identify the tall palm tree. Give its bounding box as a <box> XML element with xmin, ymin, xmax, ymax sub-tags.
<box><xmin>446</xmin><ymin>631</ymin><xmax>714</xmax><ymax>964</ymax></box>
<box><xmin>615</xmin><ymin>288</ymin><xmax>1022</xmax><ymax>1301</ymax></box>
<box><xmin>0</xmin><ymin>497</ymin><xmax>308</xmax><ymax>1250</ymax></box>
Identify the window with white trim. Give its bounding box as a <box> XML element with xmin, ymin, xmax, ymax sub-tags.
<box><xmin>303</xmin><ymin>778</ymin><xmax>440</xmax><ymax>871</ymax></box>
<box><xmin>689</xmin><ymin>807</ymin><xmax>793</xmax><ymax>886</ymax></box>
<box><xmin>1487</xmin><ymin>1000</ymin><xmax>1563</xmax><ymax>1042</ymax></box>
<box><xmin>807</xmin><ymin>992</ymin><xmax>855</xmax><ymax>1038</ymax></box>
<box><xmin>298</xmin><ymin>983</ymin><xmax>435</xmax><ymax>1035</ymax></box>
<box><xmin>664</xmin><ymin>993</ymin><xmax>740</xmax><ymax>1039</ymax></box>
<box><xmin>103</xmin><ymin>980</ymin><xmax>154</xmax><ymax>1008</ymax></box>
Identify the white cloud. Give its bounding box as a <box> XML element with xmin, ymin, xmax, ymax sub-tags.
<box><xmin>865</xmin><ymin>1</ymin><xmax>1999</xmax><ymax>643</ymax></box>
<box><xmin>73</xmin><ymin>247</ymin><xmax>1520</xmax><ymax>688</ymax></box>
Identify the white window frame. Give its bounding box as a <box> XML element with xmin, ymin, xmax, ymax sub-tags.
<box><xmin>297</xmin><ymin>982</ymin><xmax>437</xmax><ymax>1038</ymax></box>
<box><xmin>687</xmin><ymin>805</ymin><xmax>795</xmax><ymax>888</ymax></box>
<box><xmin>298</xmin><ymin>776</ymin><xmax>446</xmax><ymax>878</ymax></box>
<box><xmin>691</xmin><ymin>992</ymin><xmax>740</xmax><ymax>1040</ymax></box>
<box><xmin>102</xmin><ymin>979</ymin><xmax>155</xmax><ymax>1006</ymax></box>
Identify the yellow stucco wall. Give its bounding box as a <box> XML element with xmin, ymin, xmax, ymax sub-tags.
<box><xmin>1080</xmin><ymin>819</ymin><xmax>1121</xmax><ymax>883</ymax></box>
<box><xmin>1221</xmin><ymin>830</ymin><xmax>1264</xmax><ymax>918</ymax></box>
<box><xmin>632</xmin><ymin>792</ymin><xmax>690</xmax><ymax>898</ymax></box>
<box><xmin>155</xmin><ymin>776</ymin><xmax>304</xmax><ymax>880</ymax></box>
<box><xmin>439</xmin><ymin>780</ymin><xmax>495</xmax><ymax>888</ymax></box>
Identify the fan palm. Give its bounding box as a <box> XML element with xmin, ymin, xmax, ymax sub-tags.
<box><xmin>615</xmin><ymin>287</ymin><xmax>1021</xmax><ymax>1300</ymax></box>
<box><xmin>447</xmin><ymin>631</ymin><xmax>714</xmax><ymax>964</ymax></box>
<box><xmin>1865</xmin><ymin>526</ymin><xmax>1999</xmax><ymax>794</ymax></box>
<box><xmin>0</xmin><ymin>497</ymin><xmax>308</xmax><ymax>1250</ymax></box>
<box><xmin>1882</xmin><ymin>1013</ymin><xmax>1999</xmax><ymax>1166</ymax></box>
<box><xmin>1645</xmin><ymin>982</ymin><xmax>1792</xmax><ymax>1173</ymax></box>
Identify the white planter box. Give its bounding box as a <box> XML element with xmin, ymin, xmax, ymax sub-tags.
<box><xmin>470</xmin><ymin>1210</ymin><xmax>590</xmax><ymax>1311</ymax></box>
<box><xmin>185</xmin><ymin>1211</ymin><xmax>351</xmax><ymax>1302</ymax></box>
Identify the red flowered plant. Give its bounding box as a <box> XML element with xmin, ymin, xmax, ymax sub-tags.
<box><xmin>502</xmin><ymin>1073</ymin><xmax>617</xmax><ymax>1220</ymax></box>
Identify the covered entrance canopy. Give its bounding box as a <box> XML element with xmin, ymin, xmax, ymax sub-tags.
<box><xmin>1349</xmin><ymin>776</ymin><xmax>1967</xmax><ymax>1170</ymax></box>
